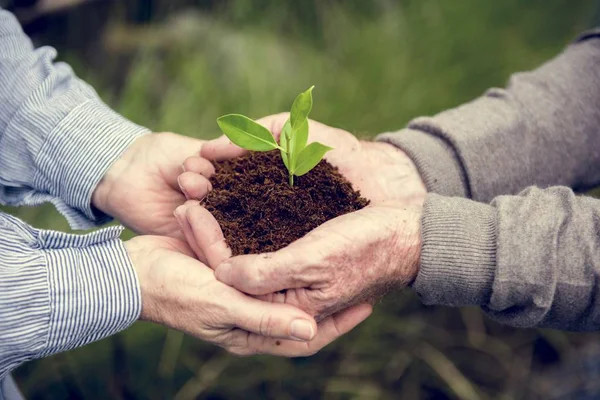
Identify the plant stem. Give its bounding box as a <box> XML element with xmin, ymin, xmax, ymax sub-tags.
<box><xmin>289</xmin><ymin>173</ymin><xmax>294</xmax><ymax>186</ymax></box>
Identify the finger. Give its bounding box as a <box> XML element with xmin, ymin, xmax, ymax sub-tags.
<box><xmin>200</xmin><ymin>135</ymin><xmax>247</xmax><ymax>161</ymax></box>
<box><xmin>178</xmin><ymin>171</ymin><xmax>212</xmax><ymax>200</ymax></box>
<box><xmin>186</xmin><ymin>206</ymin><xmax>231</xmax><ymax>269</ymax></box>
<box><xmin>174</xmin><ymin>201</ymin><xmax>208</xmax><ymax>264</ymax></box>
<box><xmin>239</xmin><ymin>303</ymin><xmax>373</xmax><ymax>357</ymax></box>
<box><xmin>182</xmin><ymin>156</ymin><xmax>215</xmax><ymax>178</ymax></box>
<box><xmin>255</xmin><ymin>112</ymin><xmax>289</xmax><ymax>142</ymax></box>
<box><xmin>214</xmin><ymin>244</ymin><xmax>320</xmax><ymax>295</ymax></box>
<box><xmin>227</xmin><ymin>294</ymin><xmax>318</xmax><ymax>342</ymax></box>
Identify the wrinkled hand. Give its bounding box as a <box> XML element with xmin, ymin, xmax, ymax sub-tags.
<box><xmin>92</xmin><ymin>133</ymin><xmax>214</xmax><ymax>238</ymax></box>
<box><xmin>124</xmin><ymin>232</ymin><xmax>373</xmax><ymax>356</ymax></box>
<box><xmin>175</xmin><ymin>201</ymin><xmax>421</xmax><ymax>320</ymax></box>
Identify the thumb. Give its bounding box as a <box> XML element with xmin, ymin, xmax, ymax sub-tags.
<box><xmin>200</xmin><ymin>135</ymin><xmax>247</xmax><ymax>161</ymax></box>
<box><xmin>215</xmin><ymin>242</ymin><xmax>320</xmax><ymax>295</ymax></box>
<box><xmin>174</xmin><ymin>203</ymin><xmax>231</xmax><ymax>268</ymax></box>
<box><xmin>232</xmin><ymin>294</ymin><xmax>318</xmax><ymax>341</ymax></box>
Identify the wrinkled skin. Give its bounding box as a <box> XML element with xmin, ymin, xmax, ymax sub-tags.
<box><xmin>125</xmin><ymin>234</ymin><xmax>373</xmax><ymax>356</ymax></box>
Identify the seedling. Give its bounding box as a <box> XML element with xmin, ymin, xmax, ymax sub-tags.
<box><xmin>216</xmin><ymin>86</ymin><xmax>332</xmax><ymax>186</ymax></box>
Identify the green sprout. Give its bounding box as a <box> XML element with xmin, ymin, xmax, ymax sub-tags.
<box><xmin>216</xmin><ymin>86</ymin><xmax>332</xmax><ymax>186</ymax></box>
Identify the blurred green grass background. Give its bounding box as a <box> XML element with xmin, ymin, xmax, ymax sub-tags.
<box><xmin>5</xmin><ymin>0</ymin><xmax>600</xmax><ymax>398</ymax></box>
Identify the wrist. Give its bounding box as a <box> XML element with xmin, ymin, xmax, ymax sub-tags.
<box><xmin>359</xmin><ymin>141</ymin><xmax>427</xmax><ymax>205</ymax></box>
<box><xmin>376</xmin><ymin>128</ymin><xmax>468</xmax><ymax>198</ymax></box>
<box><xmin>394</xmin><ymin>204</ymin><xmax>422</xmax><ymax>285</ymax></box>
<box><xmin>124</xmin><ymin>235</ymin><xmax>193</xmax><ymax>324</ymax></box>
<box><xmin>124</xmin><ymin>238</ymin><xmax>157</xmax><ymax>323</ymax></box>
<box><xmin>373</xmin><ymin>203</ymin><xmax>422</xmax><ymax>288</ymax></box>
<box><xmin>92</xmin><ymin>135</ymin><xmax>147</xmax><ymax>217</ymax></box>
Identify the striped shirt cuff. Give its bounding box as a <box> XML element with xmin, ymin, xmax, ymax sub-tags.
<box><xmin>32</xmin><ymin>100</ymin><xmax>149</xmax><ymax>229</ymax></box>
<box><xmin>0</xmin><ymin>213</ymin><xmax>140</xmax><ymax>379</ymax></box>
<box><xmin>39</xmin><ymin>225</ymin><xmax>141</xmax><ymax>357</ymax></box>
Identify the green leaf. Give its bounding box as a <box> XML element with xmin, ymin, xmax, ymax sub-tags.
<box><xmin>293</xmin><ymin>142</ymin><xmax>333</xmax><ymax>176</ymax></box>
<box><xmin>290</xmin><ymin>119</ymin><xmax>309</xmax><ymax>165</ymax></box>
<box><xmin>217</xmin><ymin>114</ymin><xmax>281</xmax><ymax>152</ymax></box>
<box><xmin>279</xmin><ymin>119</ymin><xmax>291</xmax><ymax>170</ymax></box>
<box><xmin>290</xmin><ymin>86</ymin><xmax>314</xmax><ymax>131</ymax></box>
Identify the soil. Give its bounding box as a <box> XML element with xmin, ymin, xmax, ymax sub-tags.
<box><xmin>204</xmin><ymin>151</ymin><xmax>369</xmax><ymax>255</ymax></box>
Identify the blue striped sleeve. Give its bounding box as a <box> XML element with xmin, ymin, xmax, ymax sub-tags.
<box><xmin>0</xmin><ymin>212</ymin><xmax>141</xmax><ymax>380</ymax></box>
<box><xmin>0</xmin><ymin>9</ymin><xmax>149</xmax><ymax>229</ymax></box>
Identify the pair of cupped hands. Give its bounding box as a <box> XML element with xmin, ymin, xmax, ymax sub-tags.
<box><xmin>92</xmin><ymin>113</ymin><xmax>426</xmax><ymax>357</ymax></box>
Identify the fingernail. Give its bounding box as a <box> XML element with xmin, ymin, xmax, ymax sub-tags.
<box><xmin>173</xmin><ymin>205</ymin><xmax>184</xmax><ymax>219</ymax></box>
<box><xmin>181</xmin><ymin>163</ymin><xmax>187</xmax><ymax>172</ymax></box>
<box><xmin>290</xmin><ymin>320</ymin><xmax>314</xmax><ymax>341</ymax></box>
<box><xmin>177</xmin><ymin>176</ymin><xmax>191</xmax><ymax>199</ymax></box>
<box><xmin>215</xmin><ymin>263</ymin><xmax>232</xmax><ymax>285</ymax></box>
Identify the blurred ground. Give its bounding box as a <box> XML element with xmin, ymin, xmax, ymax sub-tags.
<box><xmin>4</xmin><ymin>0</ymin><xmax>600</xmax><ymax>399</ymax></box>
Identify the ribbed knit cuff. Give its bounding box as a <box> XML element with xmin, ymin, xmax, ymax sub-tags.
<box><xmin>376</xmin><ymin>129</ymin><xmax>469</xmax><ymax>198</ymax></box>
<box><xmin>413</xmin><ymin>194</ymin><xmax>497</xmax><ymax>306</ymax></box>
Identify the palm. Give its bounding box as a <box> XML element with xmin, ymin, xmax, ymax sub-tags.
<box><xmin>303</xmin><ymin>120</ymin><xmax>426</xmax><ymax>205</ymax></box>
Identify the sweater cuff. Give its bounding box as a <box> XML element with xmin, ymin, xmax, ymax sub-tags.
<box><xmin>376</xmin><ymin>129</ymin><xmax>469</xmax><ymax>198</ymax></box>
<box><xmin>413</xmin><ymin>194</ymin><xmax>497</xmax><ymax>306</ymax></box>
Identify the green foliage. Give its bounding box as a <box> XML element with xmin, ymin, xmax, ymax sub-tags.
<box><xmin>8</xmin><ymin>0</ymin><xmax>600</xmax><ymax>399</ymax></box>
<box><xmin>217</xmin><ymin>86</ymin><xmax>331</xmax><ymax>186</ymax></box>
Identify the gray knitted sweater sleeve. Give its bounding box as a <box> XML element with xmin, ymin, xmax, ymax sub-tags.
<box><xmin>377</xmin><ymin>29</ymin><xmax>600</xmax><ymax>330</ymax></box>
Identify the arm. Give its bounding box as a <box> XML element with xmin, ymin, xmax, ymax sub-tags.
<box><xmin>416</xmin><ymin>187</ymin><xmax>600</xmax><ymax>331</ymax></box>
<box><xmin>0</xmin><ymin>9</ymin><xmax>148</xmax><ymax>229</ymax></box>
<box><xmin>0</xmin><ymin>211</ymin><xmax>140</xmax><ymax>380</ymax></box>
<box><xmin>378</xmin><ymin>28</ymin><xmax>600</xmax><ymax>201</ymax></box>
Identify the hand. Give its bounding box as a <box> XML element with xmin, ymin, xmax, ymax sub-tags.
<box><xmin>124</xmin><ymin>230</ymin><xmax>373</xmax><ymax>356</ymax></box>
<box><xmin>92</xmin><ymin>133</ymin><xmax>214</xmax><ymax>238</ymax></box>
<box><xmin>175</xmin><ymin>114</ymin><xmax>426</xmax><ymax>320</ymax></box>
<box><xmin>175</xmin><ymin>201</ymin><xmax>421</xmax><ymax>320</ymax></box>
<box><xmin>188</xmin><ymin>113</ymin><xmax>426</xmax><ymax>206</ymax></box>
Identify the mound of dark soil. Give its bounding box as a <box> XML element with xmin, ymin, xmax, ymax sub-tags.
<box><xmin>204</xmin><ymin>151</ymin><xmax>369</xmax><ymax>255</ymax></box>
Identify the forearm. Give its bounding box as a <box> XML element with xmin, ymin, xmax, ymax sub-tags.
<box><xmin>415</xmin><ymin>188</ymin><xmax>600</xmax><ymax>331</ymax></box>
<box><xmin>0</xmin><ymin>9</ymin><xmax>148</xmax><ymax>229</ymax></box>
<box><xmin>378</xmin><ymin>28</ymin><xmax>600</xmax><ymax>201</ymax></box>
<box><xmin>0</xmin><ymin>212</ymin><xmax>141</xmax><ymax>379</ymax></box>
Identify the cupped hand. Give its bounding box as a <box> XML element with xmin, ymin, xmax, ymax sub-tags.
<box><xmin>92</xmin><ymin>133</ymin><xmax>214</xmax><ymax>238</ymax></box>
<box><xmin>174</xmin><ymin>114</ymin><xmax>427</xmax><ymax>320</ymax></box>
<box><xmin>124</xmin><ymin>228</ymin><xmax>373</xmax><ymax>356</ymax></box>
<box><xmin>175</xmin><ymin>201</ymin><xmax>422</xmax><ymax>320</ymax></box>
<box><xmin>179</xmin><ymin>113</ymin><xmax>426</xmax><ymax>206</ymax></box>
